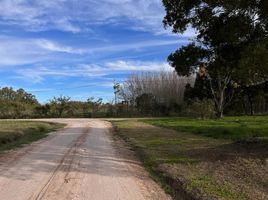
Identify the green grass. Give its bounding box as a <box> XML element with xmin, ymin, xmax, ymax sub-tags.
<box><xmin>112</xmin><ymin>120</ymin><xmax>215</xmax><ymax>198</ymax></box>
<box><xmin>141</xmin><ymin>116</ymin><xmax>268</xmax><ymax>140</ymax></box>
<box><xmin>0</xmin><ymin>121</ymin><xmax>65</xmax><ymax>152</ymax></box>
<box><xmin>111</xmin><ymin>118</ymin><xmax>268</xmax><ymax>199</ymax></box>
<box><xmin>187</xmin><ymin>175</ymin><xmax>246</xmax><ymax>200</ymax></box>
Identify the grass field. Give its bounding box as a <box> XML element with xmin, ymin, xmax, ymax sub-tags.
<box><xmin>142</xmin><ymin>116</ymin><xmax>268</xmax><ymax>140</ymax></box>
<box><xmin>112</xmin><ymin>116</ymin><xmax>268</xmax><ymax>200</ymax></box>
<box><xmin>0</xmin><ymin>121</ymin><xmax>65</xmax><ymax>152</ymax></box>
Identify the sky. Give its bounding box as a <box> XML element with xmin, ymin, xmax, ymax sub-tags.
<box><xmin>0</xmin><ymin>0</ymin><xmax>194</xmax><ymax>103</ymax></box>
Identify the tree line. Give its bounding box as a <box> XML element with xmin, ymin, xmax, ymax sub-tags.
<box><xmin>0</xmin><ymin>73</ymin><xmax>267</xmax><ymax>119</ymax></box>
<box><xmin>0</xmin><ymin>87</ymin><xmax>114</xmax><ymax>119</ymax></box>
<box><xmin>0</xmin><ymin>71</ymin><xmax>197</xmax><ymax>118</ymax></box>
<box><xmin>117</xmin><ymin>71</ymin><xmax>268</xmax><ymax>118</ymax></box>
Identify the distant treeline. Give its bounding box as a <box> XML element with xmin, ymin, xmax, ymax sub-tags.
<box><xmin>0</xmin><ymin>87</ymin><xmax>111</xmax><ymax>118</ymax></box>
<box><xmin>0</xmin><ymin>70</ymin><xmax>267</xmax><ymax>119</ymax></box>
<box><xmin>0</xmin><ymin>70</ymin><xmax>195</xmax><ymax>119</ymax></box>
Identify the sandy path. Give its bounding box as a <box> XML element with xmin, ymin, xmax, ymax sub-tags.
<box><xmin>0</xmin><ymin>119</ymin><xmax>171</xmax><ymax>200</ymax></box>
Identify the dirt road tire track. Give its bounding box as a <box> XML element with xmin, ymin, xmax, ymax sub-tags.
<box><xmin>0</xmin><ymin>119</ymin><xmax>171</xmax><ymax>200</ymax></box>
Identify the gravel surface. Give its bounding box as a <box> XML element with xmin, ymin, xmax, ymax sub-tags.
<box><xmin>0</xmin><ymin>119</ymin><xmax>171</xmax><ymax>200</ymax></box>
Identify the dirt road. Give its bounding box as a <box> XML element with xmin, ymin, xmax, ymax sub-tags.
<box><xmin>0</xmin><ymin>119</ymin><xmax>171</xmax><ymax>200</ymax></box>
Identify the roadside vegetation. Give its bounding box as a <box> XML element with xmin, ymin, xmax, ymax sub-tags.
<box><xmin>0</xmin><ymin>121</ymin><xmax>65</xmax><ymax>152</ymax></box>
<box><xmin>142</xmin><ymin>116</ymin><xmax>268</xmax><ymax>140</ymax></box>
<box><xmin>112</xmin><ymin>117</ymin><xmax>268</xmax><ymax>200</ymax></box>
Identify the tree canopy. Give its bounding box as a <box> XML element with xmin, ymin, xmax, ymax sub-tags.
<box><xmin>163</xmin><ymin>0</ymin><xmax>268</xmax><ymax>117</ymax></box>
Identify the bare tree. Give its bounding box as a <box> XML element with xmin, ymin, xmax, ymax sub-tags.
<box><xmin>119</xmin><ymin>70</ymin><xmax>195</xmax><ymax>114</ymax></box>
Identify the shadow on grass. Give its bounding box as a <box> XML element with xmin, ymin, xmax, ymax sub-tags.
<box><xmin>184</xmin><ymin>138</ymin><xmax>268</xmax><ymax>162</ymax></box>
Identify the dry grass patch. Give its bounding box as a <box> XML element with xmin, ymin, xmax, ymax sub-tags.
<box><xmin>0</xmin><ymin>121</ymin><xmax>65</xmax><ymax>152</ymax></box>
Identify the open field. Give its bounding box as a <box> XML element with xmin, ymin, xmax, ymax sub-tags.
<box><xmin>0</xmin><ymin>121</ymin><xmax>65</xmax><ymax>152</ymax></box>
<box><xmin>112</xmin><ymin>117</ymin><xmax>268</xmax><ymax>200</ymax></box>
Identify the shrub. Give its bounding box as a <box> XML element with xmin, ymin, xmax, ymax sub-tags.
<box><xmin>184</xmin><ymin>98</ymin><xmax>215</xmax><ymax>119</ymax></box>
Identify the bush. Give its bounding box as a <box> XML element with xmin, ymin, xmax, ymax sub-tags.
<box><xmin>184</xmin><ymin>98</ymin><xmax>215</xmax><ymax>119</ymax></box>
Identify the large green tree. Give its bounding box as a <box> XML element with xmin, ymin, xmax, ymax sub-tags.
<box><xmin>163</xmin><ymin>0</ymin><xmax>268</xmax><ymax>117</ymax></box>
<box><xmin>0</xmin><ymin>87</ymin><xmax>39</xmax><ymax>118</ymax></box>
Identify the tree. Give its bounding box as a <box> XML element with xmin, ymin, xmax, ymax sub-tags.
<box><xmin>87</xmin><ymin>97</ymin><xmax>103</xmax><ymax>117</ymax></box>
<box><xmin>0</xmin><ymin>87</ymin><xmax>39</xmax><ymax>118</ymax></box>
<box><xmin>113</xmin><ymin>81</ymin><xmax>120</xmax><ymax>105</ymax></box>
<box><xmin>35</xmin><ymin>104</ymin><xmax>51</xmax><ymax>118</ymax></box>
<box><xmin>49</xmin><ymin>96</ymin><xmax>71</xmax><ymax>117</ymax></box>
<box><xmin>119</xmin><ymin>70</ymin><xmax>195</xmax><ymax>116</ymax></box>
<box><xmin>135</xmin><ymin>93</ymin><xmax>157</xmax><ymax>115</ymax></box>
<box><xmin>163</xmin><ymin>0</ymin><xmax>268</xmax><ymax>117</ymax></box>
<box><xmin>184</xmin><ymin>74</ymin><xmax>212</xmax><ymax>101</ymax></box>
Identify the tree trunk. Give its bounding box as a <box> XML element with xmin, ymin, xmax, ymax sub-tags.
<box><xmin>218</xmin><ymin>110</ymin><xmax>224</xmax><ymax>118</ymax></box>
<box><xmin>248</xmin><ymin>94</ymin><xmax>255</xmax><ymax>116</ymax></box>
<box><xmin>215</xmin><ymin>104</ymin><xmax>224</xmax><ymax>118</ymax></box>
<box><xmin>243</xmin><ymin>97</ymin><xmax>249</xmax><ymax>115</ymax></box>
<box><xmin>208</xmin><ymin>74</ymin><xmax>232</xmax><ymax>119</ymax></box>
<box><xmin>214</xmin><ymin>86</ymin><xmax>225</xmax><ymax>118</ymax></box>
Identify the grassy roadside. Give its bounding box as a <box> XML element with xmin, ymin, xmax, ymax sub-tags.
<box><xmin>111</xmin><ymin>117</ymin><xmax>268</xmax><ymax>200</ymax></box>
<box><xmin>142</xmin><ymin>116</ymin><xmax>268</xmax><ymax>140</ymax></box>
<box><xmin>0</xmin><ymin>121</ymin><xmax>65</xmax><ymax>152</ymax></box>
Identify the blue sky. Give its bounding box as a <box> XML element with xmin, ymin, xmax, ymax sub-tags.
<box><xmin>0</xmin><ymin>0</ymin><xmax>194</xmax><ymax>103</ymax></box>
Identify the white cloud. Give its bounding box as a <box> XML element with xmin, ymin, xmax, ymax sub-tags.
<box><xmin>0</xmin><ymin>0</ymin><xmax>42</xmax><ymax>22</ymax></box>
<box><xmin>0</xmin><ymin>36</ymin><xmax>46</xmax><ymax>65</ymax></box>
<box><xmin>105</xmin><ymin>60</ymin><xmax>171</xmax><ymax>71</ymax></box>
<box><xmin>0</xmin><ymin>0</ymin><xmax>193</xmax><ymax>35</ymax></box>
<box><xmin>14</xmin><ymin>65</ymin><xmax>107</xmax><ymax>83</ymax></box>
<box><xmin>0</xmin><ymin>34</ymin><xmax>185</xmax><ymax>66</ymax></box>
<box><xmin>14</xmin><ymin>60</ymin><xmax>173</xmax><ymax>83</ymax></box>
<box><xmin>36</xmin><ymin>39</ymin><xmax>85</xmax><ymax>54</ymax></box>
<box><xmin>89</xmin><ymin>39</ymin><xmax>188</xmax><ymax>53</ymax></box>
<box><xmin>0</xmin><ymin>35</ymin><xmax>87</xmax><ymax>65</ymax></box>
<box><xmin>54</xmin><ymin>18</ymin><xmax>82</xmax><ymax>33</ymax></box>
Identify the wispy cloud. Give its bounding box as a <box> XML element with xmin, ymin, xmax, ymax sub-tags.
<box><xmin>89</xmin><ymin>39</ymin><xmax>188</xmax><ymax>53</ymax></box>
<box><xmin>0</xmin><ymin>0</ymin><xmax>194</xmax><ymax>36</ymax></box>
<box><xmin>105</xmin><ymin>60</ymin><xmax>170</xmax><ymax>71</ymax></box>
<box><xmin>14</xmin><ymin>60</ymin><xmax>172</xmax><ymax>83</ymax></box>
<box><xmin>0</xmin><ymin>34</ymin><xmax>185</xmax><ymax>66</ymax></box>
<box><xmin>54</xmin><ymin>18</ymin><xmax>82</xmax><ymax>33</ymax></box>
<box><xmin>0</xmin><ymin>35</ymin><xmax>87</xmax><ymax>66</ymax></box>
<box><xmin>13</xmin><ymin>65</ymin><xmax>106</xmax><ymax>83</ymax></box>
<box><xmin>0</xmin><ymin>36</ymin><xmax>46</xmax><ymax>65</ymax></box>
<box><xmin>36</xmin><ymin>39</ymin><xmax>85</xmax><ymax>54</ymax></box>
